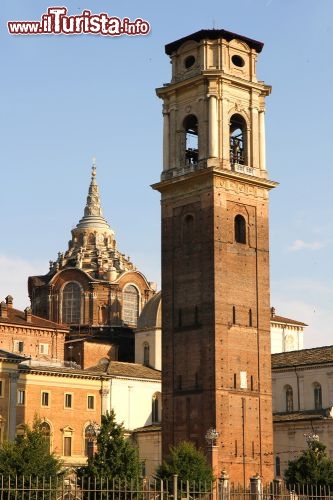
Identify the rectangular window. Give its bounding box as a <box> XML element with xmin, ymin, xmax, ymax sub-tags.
<box><xmin>14</xmin><ymin>341</ymin><xmax>24</xmax><ymax>353</ymax></box>
<box><xmin>17</xmin><ymin>390</ymin><xmax>25</xmax><ymax>405</ymax></box>
<box><xmin>0</xmin><ymin>380</ymin><xmax>4</xmax><ymax>398</ymax></box>
<box><xmin>87</xmin><ymin>395</ymin><xmax>95</xmax><ymax>410</ymax></box>
<box><xmin>64</xmin><ymin>436</ymin><xmax>72</xmax><ymax>456</ymax></box>
<box><xmin>39</xmin><ymin>343</ymin><xmax>49</xmax><ymax>355</ymax></box>
<box><xmin>240</xmin><ymin>371</ymin><xmax>247</xmax><ymax>389</ymax></box>
<box><xmin>65</xmin><ymin>393</ymin><xmax>73</xmax><ymax>408</ymax></box>
<box><xmin>41</xmin><ymin>391</ymin><xmax>49</xmax><ymax>407</ymax></box>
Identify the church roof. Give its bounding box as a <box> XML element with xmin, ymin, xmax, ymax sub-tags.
<box><xmin>137</xmin><ymin>291</ymin><xmax>161</xmax><ymax>330</ymax></box>
<box><xmin>273</xmin><ymin>408</ymin><xmax>332</xmax><ymax>422</ymax></box>
<box><xmin>106</xmin><ymin>361</ymin><xmax>161</xmax><ymax>380</ymax></box>
<box><xmin>272</xmin><ymin>345</ymin><xmax>333</xmax><ymax>369</ymax></box>
<box><xmin>270</xmin><ymin>309</ymin><xmax>307</xmax><ymax>327</ymax></box>
<box><xmin>30</xmin><ymin>161</ymin><xmax>139</xmax><ymax>283</ymax></box>
<box><xmin>89</xmin><ymin>360</ymin><xmax>161</xmax><ymax>380</ymax></box>
<box><xmin>165</xmin><ymin>29</ymin><xmax>264</xmax><ymax>55</ymax></box>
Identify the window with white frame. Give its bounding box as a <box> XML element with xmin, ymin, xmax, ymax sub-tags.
<box><xmin>13</xmin><ymin>340</ymin><xmax>24</xmax><ymax>353</ymax></box>
<box><xmin>39</xmin><ymin>343</ymin><xmax>49</xmax><ymax>355</ymax></box>
<box><xmin>65</xmin><ymin>393</ymin><xmax>73</xmax><ymax>408</ymax></box>
<box><xmin>87</xmin><ymin>395</ymin><xmax>95</xmax><ymax>410</ymax></box>
<box><xmin>41</xmin><ymin>391</ymin><xmax>50</xmax><ymax>407</ymax></box>
<box><xmin>17</xmin><ymin>390</ymin><xmax>25</xmax><ymax>405</ymax></box>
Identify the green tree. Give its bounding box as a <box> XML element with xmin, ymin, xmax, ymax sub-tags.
<box><xmin>77</xmin><ymin>410</ymin><xmax>141</xmax><ymax>481</ymax></box>
<box><xmin>0</xmin><ymin>416</ymin><xmax>63</xmax><ymax>478</ymax></box>
<box><xmin>285</xmin><ymin>439</ymin><xmax>333</xmax><ymax>488</ymax></box>
<box><xmin>155</xmin><ymin>441</ymin><xmax>214</xmax><ymax>486</ymax></box>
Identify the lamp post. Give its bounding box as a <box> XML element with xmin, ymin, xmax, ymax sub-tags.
<box><xmin>206</xmin><ymin>429</ymin><xmax>220</xmax><ymax>500</ymax></box>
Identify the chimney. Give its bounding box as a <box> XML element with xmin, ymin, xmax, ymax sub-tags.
<box><xmin>25</xmin><ymin>307</ymin><xmax>32</xmax><ymax>323</ymax></box>
<box><xmin>0</xmin><ymin>301</ymin><xmax>8</xmax><ymax>319</ymax></box>
<box><xmin>270</xmin><ymin>306</ymin><xmax>276</xmax><ymax>318</ymax></box>
<box><xmin>5</xmin><ymin>295</ymin><xmax>13</xmax><ymax>308</ymax></box>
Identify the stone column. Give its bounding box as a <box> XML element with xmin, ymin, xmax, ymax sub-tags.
<box><xmin>272</xmin><ymin>477</ymin><xmax>283</xmax><ymax>500</ymax></box>
<box><xmin>219</xmin><ymin>470</ymin><xmax>230</xmax><ymax>500</ymax></box>
<box><xmin>250</xmin><ymin>473</ymin><xmax>262</xmax><ymax>500</ymax></box>
<box><xmin>259</xmin><ymin>110</ymin><xmax>266</xmax><ymax>172</ymax></box>
<box><xmin>249</xmin><ymin>106</ymin><xmax>258</xmax><ymax>169</ymax></box>
<box><xmin>163</xmin><ymin>106</ymin><xmax>170</xmax><ymax>171</ymax></box>
<box><xmin>8</xmin><ymin>372</ymin><xmax>19</xmax><ymax>440</ymax></box>
<box><xmin>208</xmin><ymin>95</ymin><xmax>218</xmax><ymax>158</ymax></box>
<box><xmin>100</xmin><ymin>380</ymin><xmax>109</xmax><ymax>416</ymax></box>
<box><xmin>220</xmin><ymin>95</ymin><xmax>230</xmax><ymax>168</ymax></box>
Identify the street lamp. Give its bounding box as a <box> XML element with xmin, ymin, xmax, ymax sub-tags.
<box><xmin>205</xmin><ymin>427</ymin><xmax>219</xmax><ymax>446</ymax></box>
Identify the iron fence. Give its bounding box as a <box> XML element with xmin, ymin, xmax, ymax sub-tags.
<box><xmin>0</xmin><ymin>476</ymin><xmax>331</xmax><ymax>500</ymax></box>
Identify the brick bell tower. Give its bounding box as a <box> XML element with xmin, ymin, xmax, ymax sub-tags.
<box><xmin>152</xmin><ymin>30</ymin><xmax>278</xmax><ymax>484</ymax></box>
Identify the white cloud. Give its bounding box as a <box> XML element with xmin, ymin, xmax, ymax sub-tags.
<box><xmin>288</xmin><ymin>239</ymin><xmax>324</xmax><ymax>252</ymax></box>
<box><xmin>0</xmin><ymin>254</ymin><xmax>47</xmax><ymax>311</ymax></box>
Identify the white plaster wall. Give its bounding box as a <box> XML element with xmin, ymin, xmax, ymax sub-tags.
<box><xmin>106</xmin><ymin>377</ymin><xmax>161</xmax><ymax>430</ymax></box>
<box><xmin>273</xmin><ymin>366</ymin><xmax>333</xmax><ymax>413</ymax></box>
<box><xmin>135</xmin><ymin>329</ymin><xmax>162</xmax><ymax>371</ymax></box>
<box><xmin>270</xmin><ymin>324</ymin><xmax>304</xmax><ymax>354</ymax></box>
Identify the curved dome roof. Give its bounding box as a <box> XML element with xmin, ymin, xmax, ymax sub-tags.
<box><xmin>137</xmin><ymin>291</ymin><xmax>161</xmax><ymax>330</ymax></box>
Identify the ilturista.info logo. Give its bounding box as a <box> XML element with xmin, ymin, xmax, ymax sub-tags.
<box><xmin>7</xmin><ymin>7</ymin><xmax>151</xmax><ymax>36</ymax></box>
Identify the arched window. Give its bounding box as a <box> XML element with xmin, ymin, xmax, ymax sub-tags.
<box><xmin>84</xmin><ymin>425</ymin><xmax>95</xmax><ymax>458</ymax></box>
<box><xmin>152</xmin><ymin>392</ymin><xmax>162</xmax><ymax>423</ymax></box>
<box><xmin>230</xmin><ymin>114</ymin><xmax>247</xmax><ymax>165</ymax></box>
<box><xmin>123</xmin><ymin>285</ymin><xmax>139</xmax><ymax>326</ymax></box>
<box><xmin>314</xmin><ymin>382</ymin><xmax>322</xmax><ymax>409</ymax></box>
<box><xmin>62</xmin><ymin>282</ymin><xmax>81</xmax><ymax>324</ymax></box>
<box><xmin>183</xmin><ymin>115</ymin><xmax>198</xmax><ymax>165</ymax></box>
<box><xmin>182</xmin><ymin>214</ymin><xmax>194</xmax><ymax>243</ymax></box>
<box><xmin>41</xmin><ymin>421</ymin><xmax>51</xmax><ymax>451</ymax></box>
<box><xmin>285</xmin><ymin>385</ymin><xmax>293</xmax><ymax>412</ymax></box>
<box><xmin>234</xmin><ymin>214</ymin><xmax>246</xmax><ymax>244</ymax></box>
<box><xmin>143</xmin><ymin>342</ymin><xmax>150</xmax><ymax>366</ymax></box>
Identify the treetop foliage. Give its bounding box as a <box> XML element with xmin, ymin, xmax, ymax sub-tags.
<box><xmin>0</xmin><ymin>415</ymin><xmax>63</xmax><ymax>478</ymax></box>
<box><xmin>155</xmin><ymin>441</ymin><xmax>214</xmax><ymax>484</ymax></box>
<box><xmin>77</xmin><ymin>410</ymin><xmax>141</xmax><ymax>480</ymax></box>
<box><xmin>284</xmin><ymin>440</ymin><xmax>333</xmax><ymax>487</ymax></box>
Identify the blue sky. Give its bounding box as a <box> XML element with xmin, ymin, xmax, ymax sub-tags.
<box><xmin>1</xmin><ymin>0</ymin><xmax>333</xmax><ymax>348</ymax></box>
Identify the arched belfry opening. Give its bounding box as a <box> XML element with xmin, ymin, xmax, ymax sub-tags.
<box><xmin>230</xmin><ymin>114</ymin><xmax>247</xmax><ymax>165</ymax></box>
<box><xmin>183</xmin><ymin>115</ymin><xmax>198</xmax><ymax>165</ymax></box>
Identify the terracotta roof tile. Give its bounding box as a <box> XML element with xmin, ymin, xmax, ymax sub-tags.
<box><xmin>273</xmin><ymin>408</ymin><xmax>331</xmax><ymax>422</ymax></box>
<box><xmin>272</xmin><ymin>345</ymin><xmax>333</xmax><ymax>369</ymax></box>
<box><xmin>106</xmin><ymin>361</ymin><xmax>161</xmax><ymax>380</ymax></box>
<box><xmin>0</xmin><ymin>307</ymin><xmax>68</xmax><ymax>331</ymax></box>
<box><xmin>270</xmin><ymin>314</ymin><xmax>307</xmax><ymax>327</ymax></box>
<box><xmin>132</xmin><ymin>424</ymin><xmax>161</xmax><ymax>433</ymax></box>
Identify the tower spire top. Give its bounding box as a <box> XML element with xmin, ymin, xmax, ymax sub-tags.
<box><xmin>84</xmin><ymin>158</ymin><xmax>102</xmax><ymax>217</ymax></box>
<box><xmin>74</xmin><ymin>160</ymin><xmax>113</xmax><ymax>231</ymax></box>
<box><xmin>91</xmin><ymin>156</ymin><xmax>97</xmax><ymax>181</ymax></box>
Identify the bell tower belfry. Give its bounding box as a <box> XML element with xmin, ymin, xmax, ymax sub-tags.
<box><xmin>152</xmin><ymin>30</ymin><xmax>278</xmax><ymax>484</ymax></box>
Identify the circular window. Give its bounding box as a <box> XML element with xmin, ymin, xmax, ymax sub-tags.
<box><xmin>184</xmin><ymin>55</ymin><xmax>195</xmax><ymax>69</ymax></box>
<box><xmin>232</xmin><ymin>55</ymin><xmax>245</xmax><ymax>68</ymax></box>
